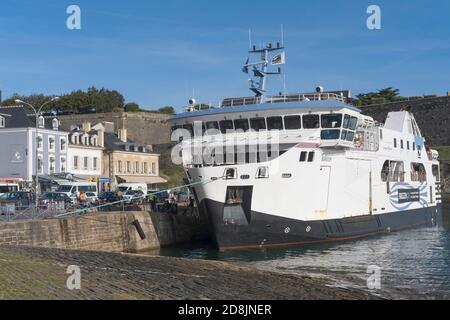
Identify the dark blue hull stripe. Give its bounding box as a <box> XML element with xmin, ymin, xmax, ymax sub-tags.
<box><xmin>200</xmin><ymin>199</ymin><xmax>443</xmax><ymax>250</ymax></box>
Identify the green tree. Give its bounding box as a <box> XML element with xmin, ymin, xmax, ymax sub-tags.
<box><xmin>158</xmin><ymin>106</ymin><xmax>176</xmax><ymax>115</ymax></box>
<box><xmin>353</xmin><ymin>87</ymin><xmax>403</xmax><ymax>106</ymax></box>
<box><xmin>124</xmin><ymin>102</ymin><xmax>141</xmax><ymax>112</ymax></box>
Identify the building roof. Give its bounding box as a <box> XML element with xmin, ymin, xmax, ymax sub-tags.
<box><xmin>0</xmin><ymin>106</ymin><xmax>63</xmax><ymax>131</ymax></box>
<box><xmin>104</xmin><ymin>132</ymin><xmax>155</xmax><ymax>154</ymax></box>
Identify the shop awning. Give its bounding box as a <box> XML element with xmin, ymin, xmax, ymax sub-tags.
<box><xmin>116</xmin><ymin>176</ymin><xmax>168</xmax><ymax>184</ymax></box>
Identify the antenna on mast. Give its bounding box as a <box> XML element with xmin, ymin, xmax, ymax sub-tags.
<box><xmin>242</xmin><ymin>29</ymin><xmax>286</xmax><ymax>103</ymax></box>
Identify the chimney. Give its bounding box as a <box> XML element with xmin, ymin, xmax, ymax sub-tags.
<box><xmin>82</xmin><ymin>120</ymin><xmax>91</xmax><ymax>132</ymax></box>
<box><xmin>97</xmin><ymin>127</ymin><xmax>105</xmax><ymax>147</ymax></box>
<box><xmin>118</xmin><ymin>128</ymin><xmax>127</xmax><ymax>142</ymax></box>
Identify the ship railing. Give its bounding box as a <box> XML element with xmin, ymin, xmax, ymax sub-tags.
<box><xmin>221</xmin><ymin>93</ymin><xmax>346</xmax><ymax>107</ymax></box>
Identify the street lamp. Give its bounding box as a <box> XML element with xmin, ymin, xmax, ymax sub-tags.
<box><xmin>15</xmin><ymin>97</ymin><xmax>60</xmax><ymax>214</ymax></box>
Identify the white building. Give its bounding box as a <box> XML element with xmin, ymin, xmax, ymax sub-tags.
<box><xmin>67</xmin><ymin>121</ymin><xmax>104</xmax><ymax>182</ymax></box>
<box><xmin>0</xmin><ymin>106</ymin><xmax>69</xmax><ymax>186</ymax></box>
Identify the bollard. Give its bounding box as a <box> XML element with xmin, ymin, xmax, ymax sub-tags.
<box><xmin>132</xmin><ymin>220</ymin><xmax>146</xmax><ymax>240</ymax></box>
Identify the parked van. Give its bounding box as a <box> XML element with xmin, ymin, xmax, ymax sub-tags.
<box><xmin>117</xmin><ymin>183</ymin><xmax>147</xmax><ymax>195</ymax></box>
<box><xmin>0</xmin><ymin>182</ymin><xmax>20</xmax><ymax>197</ymax></box>
<box><xmin>56</xmin><ymin>182</ymin><xmax>98</xmax><ymax>200</ymax></box>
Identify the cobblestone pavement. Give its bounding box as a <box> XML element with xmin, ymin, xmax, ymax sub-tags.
<box><xmin>0</xmin><ymin>245</ymin><xmax>384</xmax><ymax>300</ymax></box>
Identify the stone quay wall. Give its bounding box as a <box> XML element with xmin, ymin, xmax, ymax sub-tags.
<box><xmin>0</xmin><ymin>211</ymin><xmax>210</xmax><ymax>253</ymax></box>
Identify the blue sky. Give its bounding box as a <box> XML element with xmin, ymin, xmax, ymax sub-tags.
<box><xmin>0</xmin><ymin>0</ymin><xmax>449</xmax><ymax>113</ymax></box>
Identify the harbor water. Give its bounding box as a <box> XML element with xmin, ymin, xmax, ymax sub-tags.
<box><xmin>151</xmin><ymin>204</ymin><xmax>450</xmax><ymax>298</ymax></box>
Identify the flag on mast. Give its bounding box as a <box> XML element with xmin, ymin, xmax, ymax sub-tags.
<box><xmin>271</xmin><ymin>52</ymin><xmax>286</xmax><ymax>65</ymax></box>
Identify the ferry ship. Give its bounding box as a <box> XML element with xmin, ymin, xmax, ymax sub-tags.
<box><xmin>170</xmin><ymin>41</ymin><xmax>443</xmax><ymax>250</ymax></box>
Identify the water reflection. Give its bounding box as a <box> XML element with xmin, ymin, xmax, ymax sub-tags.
<box><xmin>151</xmin><ymin>204</ymin><xmax>450</xmax><ymax>296</ymax></box>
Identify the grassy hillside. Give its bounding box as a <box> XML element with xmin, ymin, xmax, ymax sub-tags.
<box><xmin>435</xmin><ymin>146</ymin><xmax>450</xmax><ymax>161</ymax></box>
<box><xmin>160</xmin><ymin>164</ymin><xmax>186</xmax><ymax>188</ymax></box>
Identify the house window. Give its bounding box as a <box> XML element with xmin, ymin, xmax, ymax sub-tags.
<box><xmin>93</xmin><ymin>157</ymin><xmax>98</xmax><ymax>170</ymax></box>
<box><xmin>73</xmin><ymin>156</ymin><xmax>78</xmax><ymax>169</ymax></box>
<box><xmin>52</xmin><ymin>118</ymin><xmax>59</xmax><ymax>130</ymax></box>
<box><xmin>0</xmin><ymin>116</ymin><xmax>5</xmax><ymax>128</ymax></box>
<box><xmin>38</xmin><ymin>116</ymin><xmax>45</xmax><ymax>128</ymax></box>
<box><xmin>60</xmin><ymin>138</ymin><xmax>67</xmax><ymax>152</ymax></box>
<box><xmin>37</xmin><ymin>134</ymin><xmax>43</xmax><ymax>150</ymax></box>
<box><xmin>37</xmin><ymin>157</ymin><xmax>43</xmax><ymax>174</ymax></box>
<box><xmin>127</xmin><ymin>161</ymin><xmax>131</xmax><ymax>173</ymax></box>
<box><xmin>48</xmin><ymin>136</ymin><xmax>55</xmax><ymax>152</ymax></box>
<box><xmin>135</xmin><ymin>161</ymin><xmax>139</xmax><ymax>174</ymax></box>
<box><xmin>152</xmin><ymin>163</ymin><xmax>156</xmax><ymax>174</ymax></box>
<box><xmin>84</xmin><ymin>157</ymin><xmax>89</xmax><ymax>170</ymax></box>
<box><xmin>60</xmin><ymin>157</ymin><xmax>66</xmax><ymax>172</ymax></box>
<box><xmin>144</xmin><ymin>162</ymin><xmax>148</xmax><ymax>174</ymax></box>
<box><xmin>118</xmin><ymin>160</ymin><xmax>122</xmax><ymax>173</ymax></box>
<box><xmin>49</xmin><ymin>156</ymin><xmax>55</xmax><ymax>174</ymax></box>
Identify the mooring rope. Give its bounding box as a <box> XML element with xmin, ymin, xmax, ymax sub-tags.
<box><xmin>54</xmin><ymin>175</ymin><xmax>225</xmax><ymax>219</ymax></box>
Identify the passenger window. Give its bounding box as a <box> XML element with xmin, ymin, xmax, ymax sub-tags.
<box><xmin>411</xmin><ymin>163</ymin><xmax>427</xmax><ymax>182</ymax></box>
<box><xmin>234</xmin><ymin>119</ymin><xmax>249</xmax><ymax>132</ymax></box>
<box><xmin>219</xmin><ymin>120</ymin><xmax>234</xmax><ymax>134</ymax></box>
<box><xmin>321</xmin><ymin>114</ymin><xmax>342</xmax><ymax>128</ymax></box>
<box><xmin>381</xmin><ymin>160</ymin><xmax>405</xmax><ymax>182</ymax></box>
<box><xmin>250</xmin><ymin>118</ymin><xmax>267</xmax><ymax>132</ymax></box>
<box><xmin>407</xmin><ymin>141</ymin><xmax>410</xmax><ymax>150</ymax></box>
<box><xmin>401</xmin><ymin>140</ymin><xmax>404</xmax><ymax>149</ymax></box>
<box><xmin>303</xmin><ymin>115</ymin><xmax>320</xmax><ymax>129</ymax></box>
<box><xmin>182</xmin><ymin>124</ymin><xmax>194</xmax><ymax>136</ymax></box>
<box><xmin>206</xmin><ymin>121</ymin><xmax>219</xmax><ymax>130</ymax></box>
<box><xmin>432</xmin><ymin>165</ymin><xmax>440</xmax><ymax>181</ymax></box>
<box><xmin>394</xmin><ymin>138</ymin><xmax>397</xmax><ymax>148</ymax></box>
<box><xmin>299</xmin><ymin>151</ymin><xmax>307</xmax><ymax>162</ymax></box>
<box><xmin>267</xmin><ymin>117</ymin><xmax>284</xmax><ymax>130</ymax></box>
<box><xmin>284</xmin><ymin>116</ymin><xmax>301</xmax><ymax>130</ymax></box>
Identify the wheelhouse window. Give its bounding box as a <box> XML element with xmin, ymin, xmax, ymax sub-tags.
<box><xmin>219</xmin><ymin>120</ymin><xmax>234</xmax><ymax>133</ymax></box>
<box><xmin>284</xmin><ymin>115</ymin><xmax>301</xmax><ymax>130</ymax></box>
<box><xmin>321</xmin><ymin>130</ymin><xmax>341</xmax><ymax>140</ymax></box>
<box><xmin>348</xmin><ymin>117</ymin><xmax>358</xmax><ymax>130</ymax></box>
<box><xmin>267</xmin><ymin>117</ymin><xmax>284</xmax><ymax>130</ymax></box>
<box><xmin>302</xmin><ymin>114</ymin><xmax>320</xmax><ymax>129</ymax></box>
<box><xmin>321</xmin><ymin>114</ymin><xmax>342</xmax><ymax>128</ymax></box>
<box><xmin>234</xmin><ymin>119</ymin><xmax>249</xmax><ymax>132</ymax></box>
<box><xmin>250</xmin><ymin>118</ymin><xmax>266</xmax><ymax>132</ymax></box>
<box><xmin>411</xmin><ymin>163</ymin><xmax>427</xmax><ymax>182</ymax></box>
<box><xmin>307</xmin><ymin>152</ymin><xmax>315</xmax><ymax>162</ymax></box>
<box><xmin>381</xmin><ymin>160</ymin><xmax>405</xmax><ymax>182</ymax></box>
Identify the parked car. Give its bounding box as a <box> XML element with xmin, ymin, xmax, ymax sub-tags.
<box><xmin>85</xmin><ymin>192</ymin><xmax>99</xmax><ymax>204</ymax></box>
<box><xmin>99</xmin><ymin>192</ymin><xmax>122</xmax><ymax>203</ymax></box>
<box><xmin>39</xmin><ymin>192</ymin><xmax>73</xmax><ymax>207</ymax></box>
<box><xmin>123</xmin><ymin>190</ymin><xmax>145</xmax><ymax>203</ymax></box>
<box><xmin>0</xmin><ymin>191</ymin><xmax>35</xmax><ymax>210</ymax></box>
